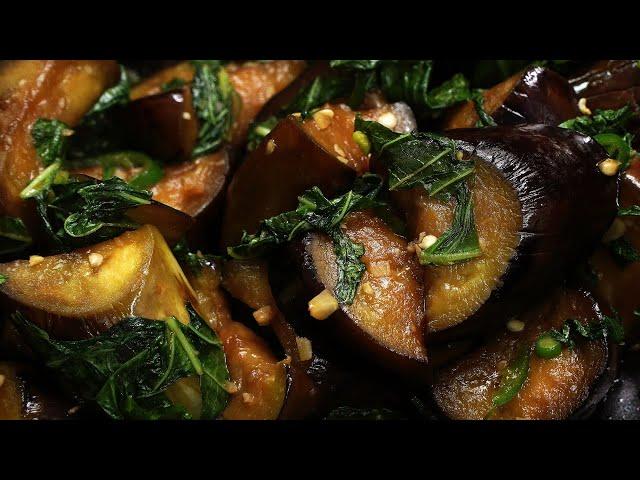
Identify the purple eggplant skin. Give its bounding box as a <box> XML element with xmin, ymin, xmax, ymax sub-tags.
<box><xmin>444</xmin><ymin>67</ymin><xmax>579</xmax><ymax>129</ymax></box>
<box><xmin>570</xmin><ymin>60</ymin><xmax>640</xmax><ymax>99</ymax></box>
<box><xmin>428</xmin><ymin>125</ymin><xmax>618</xmax><ymax>343</ymax></box>
<box><xmin>492</xmin><ymin>66</ymin><xmax>580</xmax><ymax>126</ymax></box>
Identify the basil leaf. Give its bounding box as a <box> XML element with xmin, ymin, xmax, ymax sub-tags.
<box><xmin>355</xmin><ymin>117</ymin><xmax>473</xmax><ymax>196</ymax></box>
<box><xmin>11</xmin><ymin>305</ymin><xmax>229</xmax><ymax>420</ymax></box>
<box><xmin>608</xmin><ymin>237</ymin><xmax>640</xmax><ymax>265</ymax></box>
<box><xmin>227</xmin><ymin>174</ymin><xmax>383</xmax><ymax>305</ymax></box>
<box><xmin>419</xmin><ymin>183</ymin><xmax>482</xmax><ymax>265</ymax></box>
<box><xmin>0</xmin><ymin>216</ymin><xmax>32</xmax><ymax>256</ymax></box>
<box><xmin>546</xmin><ymin>315</ymin><xmax>625</xmax><ymax>348</ymax></box>
<box><xmin>31</xmin><ymin>118</ymin><xmax>71</xmax><ymax>166</ymax></box>
<box><xmin>86</xmin><ymin>65</ymin><xmax>131</xmax><ymax>117</ymax></box>
<box><xmin>191</xmin><ymin>60</ymin><xmax>234</xmax><ymax>157</ymax></box>
<box><xmin>619</xmin><ymin>205</ymin><xmax>640</xmax><ymax>216</ymax></box>
<box><xmin>559</xmin><ymin>105</ymin><xmax>636</xmax><ymax>137</ymax></box>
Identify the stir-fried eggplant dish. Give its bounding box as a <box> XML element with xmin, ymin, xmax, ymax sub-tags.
<box><xmin>1</xmin><ymin>59</ymin><xmax>640</xmax><ymax>421</ymax></box>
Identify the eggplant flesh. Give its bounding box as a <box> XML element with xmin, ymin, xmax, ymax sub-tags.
<box><xmin>220</xmin><ymin>101</ymin><xmax>416</xmax><ymax>247</ymax></box>
<box><xmin>392</xmin><ymin>125</ymin><xmax>616</xmax><ymax>341</ymax></box>
<box><xmin>0</xmin><ymin>60</ymin><xmax>119</xmax><ymax>220</ymax></box>
<box><xmin>433</xmin><ymin>288</ymin><xmax>609</xmax><ymax>420</ymax></box>
<box><xmin>444</xmin><ymin>66</ymin><xmax>579</xmax><ymax>129</ymax></box>
<box><xmin>0</xmin><ymin>225</ymin><xmax>196</xmax><ymax>339</ymax></box>
<box><xmin>183</xmin><ymin>262</ymin><xmax>288</xmax><ymax>420</ymax></box>
<box><xmin>294</xmin><ymin>210</ymin><xmax>430</xmax><ymax>381</ymax></box>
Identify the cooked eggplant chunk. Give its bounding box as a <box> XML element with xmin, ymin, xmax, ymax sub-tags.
<box><xmin>220</xmin><ymin>102</ymin><xmax>416</xmax><ymax>246</ymax></box>
<box><xmin>570</xmin><ymin>60</ymin><xmax>640</xmax><ymax>100</ymax></box>
<box><xmin>130</xmin><ymin>60</ymin><xmax>306</xmax><ymax>147</ymax></box>
<box><xmin>76</xmin><ymin>149</ymin><xmax>230</xmax><ymax>219</ymax></box>
<box><xmin>0</xmin><ymin>225</ymin><xmax>196</xmax><ymax>338</ymax></box>
<box><xmin>0</xmin><ymin>60</ymin><xmax>119</xmax><ymax>218</ymax></box>
<box><xmin>590</xmin><ymin>160</ymin><xmax>640</xmax><ymax>340</ymax></box>
<box><xmin>433</xmin><ymin>288</ymin><xmax>609</xmax><ymax>420</ymax></box>
<box><xmin>185</xmin><ymin>261</ymin><xmax>287</xmax><ymax>420</ymax></box>
<box><xmin>0</xmin><ymin>361</ymin><xmax>74</xmax><ymax>420</ymax></box>
<box><xmin>295</xmin><ymin>210</ymin><xmax>430</xmax><ymax>380</ymax></box>
<box><xmin>444</xmin><ymin>66</ymin><xmax>579</xmax><ymax>129</ymax></box>
<box><xmin>390</xmin><ymin>125</ymin><xmax>616</xmax><ymax>339</ymax></box>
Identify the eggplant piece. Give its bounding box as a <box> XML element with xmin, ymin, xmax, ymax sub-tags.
<box><xmin>0</xmin><ymin>361</ymin><xmax>76</xmax><ymax>420</ymax></box>
<box><xmin>390</xmin><ymin>125</ymin><xmax>617</xmax><ymax>340</ymax></box>
<box><xmin>221</xmin><ymin>259</ymin><xmax>324</xmax><ymax>418</ymax></box>
<box><xmin>293</xmin><ymin>210</ymin><xmax>430</xmax><ymax>381</ymax></box>
<box><xmin>220</xmin><ymin>102</ymin><xmax>416</xmax><ymax>247</ymax></box>
<box><xmin>176</xmin><ymin>262</ymin><xmax>288</xmax><ymax>420</ymax></box>
<box><xmin>590</xmin><ymin>160</ymin><xmax>640</xmax><ymax>340</ymax></box>
<box><xmin>444</xmin><ymin>66</ymin><xmax>579</xmax><ymax>129</ymax></box>
<box><xmin>433</xmin><ymin>288</ymin><xmax>611</xmax><ymax>420</ymax></box>
<box><xmin>129</xmin><ymin>60</ymin><xmax>307</xmax><ymax>147</ymax></box>
<box><xmin>75</xmin><ymin>150</ymin><xmax>229</xmax><ymax>220</ymax></box>
<box><xmin>0</xmin><ymin>225</ymin><xmax>196</xmax><ymax>339</ymax></box>
<box><xmin>0</xmin><ymin>60</ymin><xmax>119</xmax><ymax>219</ymax></box>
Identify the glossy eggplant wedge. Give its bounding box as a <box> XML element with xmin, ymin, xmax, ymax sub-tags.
<box><xmin>590</xmin><ymin>159</ymin><xmax>640</xmax><ymax>340</ymax></box>
<box><xmin>570</xmin><ymin>60</ymin><xmax>640</xmax><ymax>108</ymax></box>
<box><xmin>0</xmin><ymin>361</ymin><xmax>74</xmax><ymax>420</ymax></box>
<box><xmin>220</xmin><ymin>102</ymin><xmax>416</xmax><ymax>247</ymax></box>
<box><xmin>444</xmin><ymin>66</ymin><xmax>579</xmax><ymax>129</ymax></box>
<box><xmin>181</xmin><ymin>261</ymin><xmax>288</xmax><ymax>420</ymax></box>
<box><xmin>0</xmin><ymin>60</ymin><xmax>119</xmax><ymax>219</ymax></box>
<box><xmin>433</xmin><ymin>288</ymin><xmax>612</xmax><ymax>420</ymax></box>
<box><xmin>292</xmin><ymin>210</ymin><xmax>431</xmax><ymax>381</ymax></box>
<box><xmin>221</xmin><ymin>258</ymin><xmax>324</xmax><ymax>419</ymax></box>
<box><xmin>129</xmin><ymin>60</ymin><xmax>307</xmax><ymax>147</ymax></box>
<box><xmin>391</xmin><ymin>125</ymin><xmax>617</xmax><ymax>341</ymax></box>
<box><xmin>0</xmin><ymin>225</ymin><xmax>196</xmax><ymax>339</ymax></box>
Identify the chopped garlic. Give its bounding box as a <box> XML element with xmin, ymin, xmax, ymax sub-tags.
<box><xmin>308</xmin><ymin>289</ymin><xmax>339</xmax><ymax>320</ymax></box>
<box><xmin>506</xmin><ymin>319</ymin><xmax>525</xmax><ymax>333</ymax></box>
<box><xmin>88</xmin><ymin>252</ymin><xmax>104</xmax><ymax>268</ymax></box>
<box><xmin>361</xmin><ymin>281</ymin><xmax>374</xmax><ymax>295</ymax></box>
<box><xmin>312</xmin><ymin>108</ymin><xmax>335</xmax><ymax>130</ymax></box>
<box><xmin>419</xmin><ymin>234</ymin><xmax>438</xmax><ymax>250</ymax></box>
<box><xmin>266</xmin><ymin>139</ymin><xmax>276</xmax><ymax>154</ymax></box>
<box><xmin>377</xmin><ymin>111</ymin><xmax>398</xmax><ymax>129</ymax></box>
<box><xmin>296</xmin><ymin>336</ymin><xmax>313</xmax><ymax>361</ymax></box>
<box><xmin>599</xmin><ymin>158</ymin><xmax>620</xmax><ymax>176</ymax></box>
<box><xmin>252</xmin><ymin>305</ymin><xmax>275</xmax><ymax>326</ymax></box>
<box><xmin>224</xmin><ymin>381</ymin><xmax>239</xmax><ymax>394</ymax></box>
<box><xmin>242</xmin><ymin>392</ymin><xmax>255</xmax><ymax>404</ymax></box>
<box><xmin>29</xmin><ymin>255</ymin><xmax>44</xmax><ymax>266</ymax></box>
<box><xmin>578</xmin><ymin>97</ymin><xmax>592</xmax><ymax>116</ymax></box>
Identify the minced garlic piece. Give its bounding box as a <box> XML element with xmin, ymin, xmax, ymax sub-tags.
<box><xmin>29</xmin><ymin>255</ymin><xmax>44</xmax><ymax>266</ymax></box>
<box><xmin>598</xmin><ymin>158</ymin><xmax>620</xmax><ymax>176</ymax></box>
<box><xmin>296</xmin><ymin>336</ymin><xmax>313</xmax><ymax>361</ymax></box>
<box><xmin>252</xmin><ymin>305</ymin><xmax>275</xmax><ymax>326</ymax></box>
<box><xmin>88</xmin><ymin>253</ymin><xmax>104</xmax><ymax>268</ymax></box>
<box><xmin>312</xmin><ymin>108</ymin><xmax>335</xmax><ymax>130</ymax></box>
<box><xmin>308</xmin><ymin>289</ymin><xmax>339</xmax><ymax>320</ymax></box>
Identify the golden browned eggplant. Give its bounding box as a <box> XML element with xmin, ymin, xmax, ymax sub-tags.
<box><xmin>433</xmin><ymin>288</ymin><xmax>610</xmax><ymax>420</ymax></box>
<box><xmin>185</xmin><ymin>260</ymin><xmax>287</xmax><ymax>420</ymax></box>
<box><xmin>444</xmin><ymin>66</ymin><xmax>579</xmax><ymax>129</ymax></box>
<box><xmin>0</xmin><ymin>225</ymin><xmax>196</xmax><ymax>339</ymax></box>
<box><xmin>220</xmin><ymin>102</ymin><xmax>416</xmax><ymax>247</ymax></box>
<box><xmin>293</xmin><ymin>210</ymin><xmax>430</xmax><ymax>381</ymax></box>
<box><xmin>0</xmin><ymin>60</ymin><xmax>119</xmax><ymax>219</ymax></box>
<box><xmin>388</xmin><ymin>125</ymin><xmax>617</xmax><ymax>341</ymax></box>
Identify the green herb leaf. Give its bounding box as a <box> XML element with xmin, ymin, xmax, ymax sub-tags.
<box><xmin>227</xmin><ymin>174</ymin><xmax>383</xmax><ymax>304</ymax></box>
<box><xmin>545</xmin><ymin>314</ymin><xmax>625</xmax><ymax>349</ymax></box>
<box><xmin>608</xmin><ymin>237</ymin><xmax>640</xmax><ymax>265</ymax></box>
<box><xmin>329</xmin><ymin>60</ymin><xmax>381</xmax><ymax>70</ymax></box>
<box><xmin>285</xmin><ymin>75</ymin><xmax>353</xmax><ymax>117</ymax></box>
<box><xmin>325</xmin><ymin>406</ymin><xmax>405</xmax><ymax>420</ymax></box>
<box><xmin>355</xmin><ymin>117</ymin><xmax>473</xmax><ymax>196</ymax></box>
<box><xmin>31</xmin><ymin>118</ymin><xmax>71</xmax><ymax>166</ymax></box>
<box><xmin>419</xmin><ymin>183</ymin><xmax>482</xmax><ymax>265</ymax></box>
<box><xmin>0</xmin><ymin>216</ymin><xmax>32</xmax><ymax>256</ymax></box>
<box><xmin>0</xmin><ymin>273</ymin><xmax>7</xmax><ymax>285</ymax></box>
<box><xmin>190</xmin><ymin>60</ymin><xmax>234</xmax><ymax>157</ymax></box>
<box><xmin>86</xmin><ymin>65</ymin><xmax>131</xmax><ymax>117</ymax></box>
<box><xmin>559</xmin><ymin>106</ymin><xmax>636</xmax><ymax>137</ymax></box>
<box><xmin>472</xmin><ymin>90</ymin><xmax>498</xmax><ymax>127</ymax></box>
<box><xmin>490</xmin><ymin>347</ymin><xmax>530</xmax><ymax>410</ymax></box>
<box><xmin>172</xmin><ymin>239</ymin><xmax>222</xmax><ymax>275</ymax></box>
<box><xmin>11</xmin><ymin>306</ymin><xmax>229</xmax><ymax>420</ymax></box>
<box><xmin>247</xmin><ymin>116</ymin><xmax>279</xmax><ymax>151</ymax></box>
<box><xmin>161</xmin><ymin>77</ymin><xmax>187</xmax><ymax>92</ymax></box>
<box><xmin>619</xmin><ymin>205</ymin><xmax>640</xmax><ymax>216</ymax></box>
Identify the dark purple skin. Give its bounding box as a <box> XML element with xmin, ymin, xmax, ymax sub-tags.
<box><xmin>427</xmin><ymin>125</ymin><xmax>618</xmax><ymax>343</ymax></box>
<box><xmin>116</xmin><ymin>87</ymin><xmax>198</xmax><ymax>162</ymax></box>
<box><xmin>491</xmin><ymin>66</ymin><xmax>580</xmax><ymax>126</ymax></box>
<box><xmin>570</xmin><ymin>60</ymin><xmax>640</xmax><ymax>99</ymax></box>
